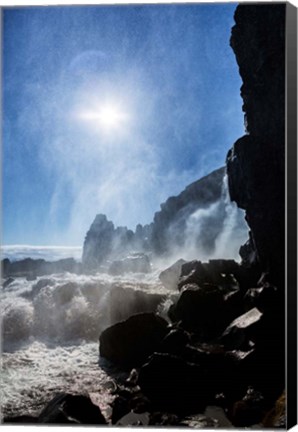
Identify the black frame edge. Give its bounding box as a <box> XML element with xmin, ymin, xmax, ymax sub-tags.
<box><xmin>286</xmin><ymin>2</ymin><xmax>298</xmax><ymax>430</ymax></box>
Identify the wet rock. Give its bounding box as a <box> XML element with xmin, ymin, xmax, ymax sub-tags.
<box><xmin>2</xmin><ymin>277</ymin><xmax>15</xmax><ymax>289</ymax></box>
<box><xmin>178</xmin><ymin>259</ymin><xmax>240</xmax><ymax>291</ymax></box>
<box><xmin>159</xmin><ymin>328</ymin><xmax>191</xmax><ymax>356</ymax></box>
<box><xmin>149</xmin><ymin>412</ymin><xmax>181</xmax><ymax>426</ymax></box>
<box><xmin>32</xmin><ymin>278</ymin><xmax>55</xmax><ymax>297</ymax></box>
<box><xmin>231</xmin><ymin>387</ymin><xmax>266</xmax><ymax>427</ymax></box>
<box><xmin>99</xmin><ymin>313</ymin><xmax>169</xmax><ymax>369</ymax></box>
<box><xmin>159</xmin><ymin>259</ymin><xmax>186</xmax><ymax>290</ymax></box>
<box><xmin>180</xmin><ymin>413</ymin><xmax>218</xmax><ymax>428</ymax></box>
<box><xmin>243</xmin><ymin>284</ymin><xmax>279</xmax><ymax>312</ymax></box>
<box><xmin>169</xmin><ymin>284</ymin><xmax>226</xmax><ymax>335</ymax></box>
<box><xmin>138</xmin><ymin>352</ymin><xmax>212</xmax><ymax>413</ymax></box>
<box><xmin>108</xmin><ymin>253</ymin><xmax>151</xmax><ymax>275</ymax></box>
<box><xmin>116</xmin><ymin>411</ymin><xmax>150</xmax><ymax>426</ymax></box>
<box><xmin>38</xmin><ymin>393</ymin><xmax>107</xmax><ymax>424</ymax></box>
<box><xmin>110</xmin><ymin>385</ymin><xmax>151</xmax><ymax>425</ymax></box>
<box><xmin>111</xmin><ymin>394</ymin><xmax>131</xmax><ymax>424</ymax></box>
<box><xmin>204</xmin><ymin>405</ymin><xmax>233</xmax><ymax>428</ymax></box>
<box><xmin>106</xmin><ymin>285</ymin><xmax>164</xmax><ymax>325</ymax></box>
<box><xmin>169</xmin><ymin>280</ymin><xmax>241</xmax><ymax>337</ymax></box>
<box><xmin>1</xmin><ymin>258</ymin><xmax>11</xmax><ymax>276</ymax></box>
<box><xmin>220</xmin><ymin>307</ymin><xmax>263</xmax><ymax>350</ymax></box>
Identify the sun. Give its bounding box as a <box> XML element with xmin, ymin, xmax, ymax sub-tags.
<box><xmin>78</xmin><ymin>103</ymin><xmax>128</xmax><ymax>132</ymax></box>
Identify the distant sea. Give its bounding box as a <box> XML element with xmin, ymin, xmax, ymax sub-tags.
<box><xmin>1</xmin><ymin>245</ymin><xmax>83</xmax><ymax>262</ymax></box>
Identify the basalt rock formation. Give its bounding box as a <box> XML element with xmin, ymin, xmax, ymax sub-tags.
<box><xmin>226</xmin><ymin>4</ymin><xmax>285</xmax><ymax>287</ymax></box>
<box><xmin>82</xmin><ymin>167</ymin><xmax>247</xmax><ymax>270</ymax></box>
<box><xmin>150</xmin><ymin>166</ymin><xmax>227</xmax><ymax>255</ymax></box>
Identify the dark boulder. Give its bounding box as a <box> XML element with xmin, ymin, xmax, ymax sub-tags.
<box><xmin>138</xmin><ymin>347</ymin><xmax>255</xmax><ymax>414</ymax></box>
<box><xmin>138</xmin><ymin>352</ymin><xmax>212</xmax><ymax>413</ymax></box>
<box><xmin>158</xmin><ymin>259</ymin><xmax>186</xmax><ymax>290</ymax></box>
<box><xmin>106</xmin><ymin>285</ymin><xmax>164</xmax><ymax>325</ymax></box>
<box><xmin>169</xmin><ymin>280</ymin><xmax>241</xmax><ymax>337</ymax></box>
<box><xmin>178</xmin><ymin>259</ymin><xmax>240</xmax><ymax>291</ymax></box>
<box><xmin>159</xmin><ymin>328</ymin><xmax>191</xmax><ymax>356</ymax></box>
<box><xmin>230</xmin><ymin>387</ymin><xmax>266</xmax><ymax>427</ymax></box>
<box><xmin>220</xmin><ymin>307</ymin><xmax>263</xmax><ymax>350</ymax></box>
<box><xmin>243</xmin><ymin>284</ymin><xmax>279</xmax><ymax>313</ymax></box>
<box><xmin>99</xmin><ymin>313</ymin><xmax>169</xmax><ymax>369</ymax></box>
<box><xmin>38</xmin><ymin>393</ymin><xmax>107</xmax><ymax>424</ymax></box>
<box><xmin>169</xmin><ymin>284</ymin><xmax>225</xmax><ymax>335</ymax></box>
<box><xmin>2</xmin><ymin>277</ymin><xmax>15</xmax><ymax>289</ymax></box>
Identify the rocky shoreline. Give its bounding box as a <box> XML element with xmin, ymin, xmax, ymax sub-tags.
<box><xmin>2</xmin><ymin>3</ymin><xmax>286</xmax><ymax>428</ymax></box>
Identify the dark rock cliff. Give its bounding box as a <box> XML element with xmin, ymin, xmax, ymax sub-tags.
<box><xmin>150</xmin><ymin>167</ymin><xmax>226</xmax><ymax>254</ymax></box>
<box><xmin>82</xmin><ymin>167</ymin><xmax>247</xmax><ymax>270</ymax></box>
<box><xmin>226</xmin><ymin>4</ymin><xmax>286</xmax><ymax>287</ymax></box>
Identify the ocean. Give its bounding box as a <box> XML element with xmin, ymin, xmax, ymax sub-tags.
<box><xmin>0</xmin><ymin>247</ymin><xmax>173</xmax><ymax>420</ymax></box>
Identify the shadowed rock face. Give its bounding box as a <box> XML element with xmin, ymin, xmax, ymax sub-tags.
<box><xmin>150</xmin><ymin>167</ymin><xmax>226</xmax><ymax>255</ymax></box>
<box><xmin>82</xmin><ymin>167</ymin><xmax>247</xmax><ymax>270</ymax></box>
<box><xmin>226</xmin><ymin>4</ymin><xmax>285</xmax><ymax>286</ymax></box>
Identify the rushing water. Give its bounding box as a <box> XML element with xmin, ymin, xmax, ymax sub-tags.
<box><xmin>0</xmin><ymin>266</ymin><xmax>172</xmax><ymax>419</ymax></box>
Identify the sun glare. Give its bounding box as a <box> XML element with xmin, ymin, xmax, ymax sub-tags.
<box><xmin>78</xmin><ymin>103</ymin><xmax>128</xmax><ymax>132</ymax></box>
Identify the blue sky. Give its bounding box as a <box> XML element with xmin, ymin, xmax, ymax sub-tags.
<box><xmin>3</xmin><ymin>4</ymin><xmax>244</xmax><ymax>246</ymax></box>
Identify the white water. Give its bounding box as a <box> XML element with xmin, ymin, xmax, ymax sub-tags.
<box><xmin>0</xmin><ymin>269</ymin><xmax>171</xmax><ymax>419</ymax></box>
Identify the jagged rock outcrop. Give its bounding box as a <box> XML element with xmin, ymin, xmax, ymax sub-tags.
<box><xmin>226</xmin><ymin>4</ymin><xmax>285</xmax><ymax>286</ymax></box>
<box><xmin>150</xmin><ymin>167</ymin><xmax>226</xmax><ymax>255</ymax></box>
<box><xmin>82</xmin><ymin>167</ymin><xmax>247</xmax><ymax>270</ymax></box>
<box><xmin>82</xmin><ymin>214</ymin><xmax>151</xmax><ymax>271</ymax></box>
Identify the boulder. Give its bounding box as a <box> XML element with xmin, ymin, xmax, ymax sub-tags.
<box><xmin>138</xmin><ymin>352</ymin><xmax>212</xmax><ymax>413</ymax></box>
<box><xmin>159</xmin><ymin>328</ymin><xmax>191</xmax><ymax>356</ymax></box>
<box><xmin>169</xmin><ymin>281</ymin><xmax>241</xmax><ymax>337</ymax></box>
<box><xmin>116</xmin><ymin>411</ymin><xmax>150</xmax><ymax>426</ymax></box>
<box><xmin>106</xmin><ymin>285</ymin><xmax>164</xmax><ymax>325</ymax></box>
<box><xmin>108</xmin><ymin>253</ymin><xmax>151</xmax><ymax>275</ymax></box>
<box><xmin>230</xmin><ymin>387</ymin><xmax>266</xmax><ymax>427</ymax></box>
<box><xmin>220</xmin><ymin>307</ymin><xmax>263</xmax><ymax>350</ymax></box>
<box><xmin>38</xmin><ymin>393</ymin><xmax>107</xmax><ymax>424</ymax></box>
<box><xmin>158</xmin><ymin>259</ymin><xmax>186</xmax><ymax>290</ymax></box>
<box><xmin>243</xmin><ymin>284</ymin><xmax>279</xmax><ymax>312</ymax></box>
<box><xmin>2</xmin><ymin>277</ymin><xmax>15</xmax><ymax>289</ymax></box>
<box><xmin>99</xmin><ymin>313</ymin><xmax>169</xmax><ymax>369</ymax></box>
<box><xmin>169</xmin><ymin>284</ymin><xmax>225</xmax><ymax>335</ymax></box>
<box><xmin>178</xmin><ymin>259</ymin><xmax>240</xmax><ymax>291</ymax></box>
